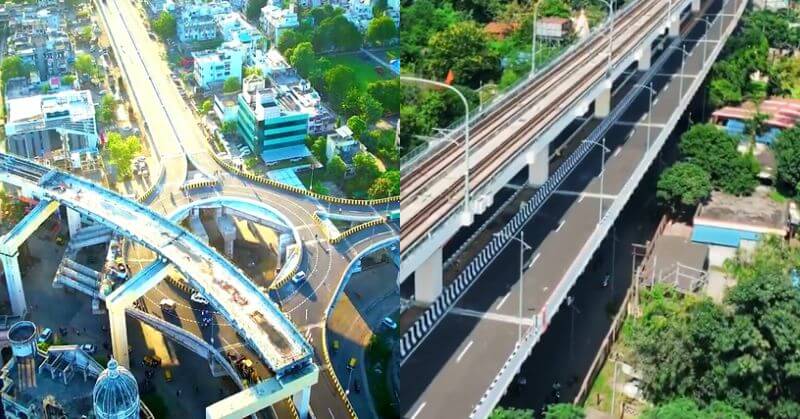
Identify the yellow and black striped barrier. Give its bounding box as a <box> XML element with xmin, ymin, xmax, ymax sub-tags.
<box><xmin>320</xmin><ymin>315</ymin><xmax>358</xmax><ymax>418</ymax></box>
<box><xmin>165</xmin><ymin>275</ymin><xmax>192</xmax><ymax>294</ymax></box>
<box><xmin>180</xmin><ymin>178</ymin><xmax>220</xmax><ymax>191</ymax></box>
<box><xmin>330</xmin><ymin>218</ymin><xmax>388</xmax><ymax>244</ymax></box>
<box><xmin>310</xmin><ymin>212</ymin><xmax>332</xmax><ymax>242</ymax></box>
<box><xmin>287</xmin><ymin>399</ymin><xmax>301</xmax><ymax>419</ymax></box>
<box><xmin>269</xmin><ymin>262</ymin><xmax>299</xmax><ymax>291</ymax></box>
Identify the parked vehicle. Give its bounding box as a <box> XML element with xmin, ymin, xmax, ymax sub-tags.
<box><xmin>38</xmin><ymin>328</ymin><xmax>53</xmax><ymax>344</ymax></box>
<box><xmin>81</xmin><ymin>343</ymin><xmax>96</xmax><ymax>354</ymax></box>
<box><xmin>347</xmin><ymin>357</ymin><xmax>357</xmax><ymax>370</ymax></box>
<box><xmin>381</xmin><ymin>317</ymin><xmax>398</xmax><ymax>330</ymax></box>
<box><xmin>190</xmin><ymin>291</ymin><xmax>209</xmax><ymax>305</ymax></box>
<box><xmin>164</xmin><ymin>369</ymin><xmax>173</xmax><ymax>382</ymax></box>
<box><xmin>292</xmin><ymin>271</ymin><xmax>307</xmax><ymax>285</ymax></box>
<box><xmin>159</xmin><ymin>298</ymin><xmax>176</xmax><ymax>312</ymax></box>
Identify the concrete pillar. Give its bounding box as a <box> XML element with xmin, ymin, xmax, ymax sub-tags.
<box><xmin>1</xmin><ymin>251</ymin><xmax>25</xmax><ymax>316</ymax></box>
<box><xmin>526</xmin><ymin>148</ymin><xmax>548</xmax><ymax>187</ymax></box>
<box><xmin>668</xmin><ymin>14</ymin><xmax>680</xmax><ymax>37</ymax></box>
<box><xmin>66</xmin><ymin>207</ymin><xmax>81</xmax><ymax>238</ymax></box>
<box><xmin>293</xmin><ymin>387</ymin><xmax>311</xmax><ymax>419</ymax></box>
<box><xmin>415</xmin><ymin>247</ymin><xmax>443</xmax><ymax>304</ymax></box>
<box><xmin>638</xmin><ymin>46</ymin><xmax>651</xmax><ymax>71</ymax></box>
<box><xmin>691</xmin><ymin>0</ymin><xmax>700</xmax><ymax>12</ymax></box>
<box><xmin>108</xmin><ymin>306</ymin><xmax>129</xmax><ymax>368</ymax></box>
<box><xmin>595</xmin><ymin>83</ymin><xmax>612</xmax><ymax>118</ymax></box>
<box><xmin>217</xmin><ymin>214</ymin><xmax>236</xmax><ymax>258</ymax></box>
<box><xmin>189</xmin><ymin>212</ymin><xmax>209</xmax><ymax>245</ymax></box>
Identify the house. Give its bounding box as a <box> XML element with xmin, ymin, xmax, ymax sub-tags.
<box><xmin>177</xmin><ymin>1</ymin><xmax>232</xmax><ymax>43</ymax></box>
<box><xmin>535</xmin><ymin>17</ymin><xmax>572</xmax><ymax>40</ymax></box>
<box><xmin>691</xmin><ymin>189</ymin><xmax>788</xmax><ymax>266</ymax></box>
<box><xmin>260</xmin><ymin>4</ymin><xmax>298</xmax><ymax>43</ymax></box>
<box><xmin>484</xmin><ymin>22</ymin><xmax>518</xmax><ymax>40</ymax></box>
<box><xmin>192</xmin><ymin>40</ymin><xmax>245</xmax><ymax>88</ymax></box>
<box><xmin>215</xmin><ymin>12</ymin><xmax>262</xmax><ymax>54</ymax></box>
<box><xmin>325</xmin><ymin>126</ymin><xmax>363</xmax><ymax>167</ymax></box>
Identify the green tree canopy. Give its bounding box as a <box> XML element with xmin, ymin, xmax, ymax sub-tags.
<box><xmin>366</xmin><ymin>14</ymin><xmax>398</xmax><ymax>46</ymax></box>
<box><xmin>678</xmin><ymin>123</ymin><xmax>757</xmax><ymax>195</ymax></box>
<box><xmin>774</xmin><ymin>126</ymin><xmax>800</xmax><ymax>194</ymax></box>
<box><xmin>290</xmin><ymin>42</ymin><xmax>317</xmax><ymax>79</ymax></box>
<box><xmin>539</xmin><ymin>0</ymin><xmax>572</xmax><ymax>18</ymax></box>
<box><xmin>74</xmin><ymin>53</ymin><xmax>97</xmax><ymax>78</ymax></box>
<box><xmin>367</xmin><ymin>79</ymin><xmax>401</xmax><ymax>114</ymax></box>
<box><xmin>368</xmin><ymin>170</ymin><xmax>399</xmax><ymax>198</ymax></box>
<box><xmin>489</xmin><ymin>407</ymin><xmax>534</xmax><ymax>419</ymax></box>
<box><xmin>347</xmin><ymin>115</ymin><xmax>368</xmax><ymax>139</ymax></box>
<box><xmin>422</xmin><ymin>21</ymin><xmax>501</xmax><ymax>87</ymax></box>
<box><xmin>313</xmin><ymin>14</ymin><xmax>362</xmax><ymax>52</ymax></box>
<box><xmin>657</xmin><ymin>162</ymin><xmax>712</xmax><ymax>213</ymax></box>
<box><xmin>246</xmin><ymin>0</ymin><xmax>268</xmax><ymax>20</ymax></box>
<box><xmin>243</xmin><ymin>66</ymin><xmax>263</xmax><ymax>78</ymax></box>
<box><xmin>325</xmin><ymin>65</ymin><xmax>358</xmax><ymax>111</ymax></box>
<box><xmin>360</xmin><ymin>94</ymin><xmax>383</xmax><ymax>125</ymax></box>
<box><xmin>1</xmin><ymin>56</ymin><xmax>27</xmax><ymax>84</ymax></box>
<box><xmin>106</xmin><ymin>132</ymin><xmax>142</xmax><ymax>179</ymax></box>
<box><xmin>326</xmin><ymin>155</ymin><xmax>347</xmax><ymax>182</ymax></box>
<box><xmin>199</xmin><ymin>99</ymin><xmax>213</xmax><ymax>114</ymax></box>
<box><xmin>96</xmin><ymin>94</ymin><xmax>116</xmax><ymax>125</ymax></box>
<box><xmin>310</xmin><ymin>136</ymin><xmax>327</xmax><ymax>163</ymax></box>
<box><xmin>222</xmin><ymin>76</ymin><xmax>241</xmax><ymax>93</ymax></box>
<box><xmin>353</xmin><ymin>152</ymin><xmax>380</xmax><ymax>191</ymax></box>
<box><xmin>277</xmin><ymin>29</ymin><xmax>306</xmax><ymax>55</ymax></box>
<box><xmin>152</xmin><ymin>11</ymin><xmax>177</xmax><ymax>40</ymax></box>
<box><xmin>544</xmin><ymin>403</ymin><xmax>584</xmax><ymax>419</ymax></box>
<box><xmin>642</xmin><ymin>399</ymin><xmax>750</xmax><ymax>419</ymax></box>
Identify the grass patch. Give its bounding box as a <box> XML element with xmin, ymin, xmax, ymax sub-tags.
<box><xmin>769</xmin><ymin>189</ymin><xmax>789</xmax><ymax>203</ymax></box>
<box><xmin>584</xmin><ymin>359</ymin><xmax>614</xmax><ymax>412</ymax></box>
<box><xmin>326</xmin><ymin>53</ymin><xmax>390</xmax><ymax>91</ymax></box>
<box><xmin>365</xmin><ymin>334</ymin><xmax>398</xmax><ymax>418</ymax></box>
<box><xmin>297</xmin><ymin>171</ymin><xmax>330</xmax><ymax>195</ymax></box>
<box><xmin>141</xmin><ymin>393</ymin><xmax>169</xmax><ymax>418</ymax></box>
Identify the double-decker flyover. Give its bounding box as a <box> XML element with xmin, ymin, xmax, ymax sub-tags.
<box><xmin>89</xmin><ymin>0</ymin><xmax>400</xmax><ymax>416</ymax></box>
<box><xmin>401</xmin><ymin>0</ymin><xmax>703</xmax><ymax>299</ymax></box>
<box><xmin>400</xmin><ymin>0</ymin><xmax>745</xmax><ymax>417</ymax></box>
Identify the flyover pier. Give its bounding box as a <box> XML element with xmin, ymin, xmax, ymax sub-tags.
<box><xmin>400</xmin><ymin>0</ymin><xmax>746</xmax><ymax>417</ymax></box>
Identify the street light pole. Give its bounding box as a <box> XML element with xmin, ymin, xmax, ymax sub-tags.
<box><xmin>583</xmin><ymin>138</ymin><xmax>611</xmax><ymax>224</ymax></box>
<box><xmin>634</xmin><ymin>83</ymin><xmax>656</xmax><ymax>150</ymax></box>
<box><xmin>495</xmin><ymin>230</ymin><xmax>532</xmax><ymax>343</ymax></box>
<box><xmin>531</xmin><ymin>0</ymin><xmax>541</xmax><ymax>77</ymax></box>
<box><xmin>597</xmin><ymin>0</ymin><xmax>615</xmax><ymax>79</ymax></box>
<box><xmin>698</xmin><ymin>17</ymin><xmax>715</xmax><ymax>63</ymax></box>
<box><xmin>669</xmin><ymin>44</ymin><xmax>689</xmax><ymax>100</ymax></box>
<box><xmin>402</xmin><ymin>76</ymin><xmax>472</xmax><ymax>224</ymax></box>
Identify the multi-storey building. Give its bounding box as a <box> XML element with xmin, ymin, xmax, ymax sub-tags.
<box><xmin>259</xmin><ymin>4</ymin><xmax>298</xmax><ymax>43</ymax></box>
<box><xmin>4</xmin><ymin>90</ymin><xmax>99</xmax><ymax>159</ymax></box>
<box><xmin>192</xmin><ymin>40</ymin><xmax>245</xmax><ymax>88</ymax></box>
<box><xmin>177</xmin><ymin>1</ymin><xmax>231</xmax><ymax>43</ymax></box>
<box><xmin>215</xmin><ymin>12</ymin><xmax>263</xmax><ymax>54</ymax></box>
<box><xmin>237</xmin><ymin>76</ymin><xmax>310</xmax><ymax>162</ymax></box>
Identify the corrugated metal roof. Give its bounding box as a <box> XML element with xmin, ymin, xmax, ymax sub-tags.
<box><xmin>691</xmin><ymin>224</ymin><xmax>760</xmax><ymax>248</ymax></box>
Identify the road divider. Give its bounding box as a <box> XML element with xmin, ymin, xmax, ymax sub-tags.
<box><xmin>329</xmin><ymin>218</ymin><xmax>388</xmax><ymax>244</ymax></box>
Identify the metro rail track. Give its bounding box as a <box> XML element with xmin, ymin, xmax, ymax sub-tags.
<box><xmin>401</xmin><ymin>0</ymin><xmax>675</xmax><ymax>251</ymax></box>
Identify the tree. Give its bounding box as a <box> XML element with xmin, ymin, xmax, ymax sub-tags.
<box><xmin>678</xmin><ymin>123</ymin><xmax>757</xmax><ymax>195</ymax></box>
<box><xmin>74</xmin><ymin>53</ymin><xmax>97</xmax><ymax>78</ymax></box>
<box><xmin>289</xmin><ymin>42</ymin><xmax>317</xmax><ymax>79</ymax></box>
<box><xmin>642</xmin><ymin>399</ymin><xmax>750</xmax><ymax>419</ymax></box>
<box><xmin>243</xmin><ymin>66</ymin><xmax>263</xmax><ymax>78</ymax></box>
<box><xmin>774</xmin><ymin>126</ymin><xmax>800</xmax><ymax>194</ymax></box>
<box><xmin>324</xmin><ymin>65</ymin><xmax>358</xmax><ymax>110</ymax></box>
<box><xmin>539</xmin><ymin>0</ymin><xmax>572</xmax><ymax>18</ymax></box>
<box><xmin>326</xmin><ymin>155</ymin><xmax>347</xmax><ymax>182</ymax></box>
<box><xmin>221</xmin><ymin>120</ymin><xmax>237</xmax><ymax>136</ymax></box>
<box><xmin>353</xmin><ymin>152</ymin><xmax>380</xmax><ymax>191</ymax></box>
<box><xmin>96</xmin><ymin>94</ymin><xmax>116</xmax><ymax>125</ymax></box>
<box><xmin>199</xmin><ymin>99</ymin><xmax>213</xmax><ymax>114</ymax></box>
<box><xmin>544</xmin><ymin>404</ymin><xmax>584</xmax><ymax>419</ymax></box>
<box><xmin>360</xmin><ymin>94</ymin><xmax>383</xmax><ymax>125</ymax></box>
<box><xmin>222</xmin><ymin>76</ymin><xmax>240</xmax><ymax>93</ymax></box>
<box><xmin>152</xmin><ymin>11</ymin><xmax>177</xmax><ymax>40</ymax></box>
<box><xmin>366</xmin><ymin>14</ymin><xmax>397</xmax><ymax>46</ymax></box>
<box><xmin>340</xmin><ymin>89</ymin><xmax>363</xmax><ymax>118</ymax></box>
<box><xmin>313</xmin><ymin>15</ymin><xmax>362</xmax><ymax>52</ymax></box>
<box><xmin>347</xmin><ymin>116</ymin><xmax>367</xmax><ymax>140</ymax></box>
<box><xmin>61</xmin><ymin>74</ymin><xmax>76</xmax><ymax>86</ymax></box>
<box><xmin>106</xmin><ymin>132</ymin><xmax>142</xmax><ymax>179</ymax></box>
<box><xmin>367</xmin><ymin>79</ymin><xmax>400</xmax><ymax>114</ymax></box>
<box><xmin>368</xmin><ymin>170</ymin><xmax>399</xmax><ymax>198</ymax></box>
<box><xmin>277</xmin><ymin>29</ymin><xmax>305</xmax><ymax>54</ymax></box>
<box><xmin>657</xmin><ymin>162</ymin><xmax>712</xmax><ymax>213</ymax></box>
<box><xmin>1</xmin><ymin>56</ymin><xmax>27</xmax><ymax>84</ymax></box>
<box><xmin>246</xmin><ymin>0</ymin><xmax>268</xmax><ymax>20</ymax></box>
<box><xmin>311</xmin><ymin>137</ymin><xmax>327</xmax><ymax>163</ymax></box>
<box><xmin>79</xmin><ymin>26</ymin><xmax>93</xmax><ymax>43</ymax></box>
<box><xmin>489</xmin><ymin>407</ymin><xmax>535</xmax><ymax>419</ymax></box>
<box><xmin>422</xmin><ymin>21</ymin><xmax>501</xmax><ymax>87</ymax></box>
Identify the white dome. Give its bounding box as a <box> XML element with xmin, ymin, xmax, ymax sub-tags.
<box><xmin>93</xmin><ymin>359</ymin><xmax>139</xmax><ymax>419</ymax></box>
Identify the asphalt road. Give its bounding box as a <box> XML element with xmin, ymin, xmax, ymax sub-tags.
<box><xmin>400</xmin><ymin>1</ymin><xmax>735</xmax><ymax>417</ymax></box>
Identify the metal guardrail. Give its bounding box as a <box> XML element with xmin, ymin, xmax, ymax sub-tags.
<box><xmin>469</xmin><ymin>2</ymin><xmax>746</xmax><ymax>416</ymax></box>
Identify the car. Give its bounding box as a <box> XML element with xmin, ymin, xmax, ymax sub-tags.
<box><xmin>347</xmin><ymin>357</ymin><xmax>358</xmax><ymax>370</ymax></box>
<box><xmin>38</xmin><ymin>328</ymin><xmax>53</xmax><ymax>344</ymax></box>
<box><xmin>190</xmin><ymin>291</ymin><xmax>209</xmax><ymax>305</ymax></box>
<box><xmin>81</xmin><ymin>343</ymin><xmax>96</xmax><ymax>354</ymax></box>
<box><xmin>265</xmin><ymin>161</ymin><xmax>278</xmax><ymax>167</ymax></box>
<box><xmin>164</xmin><ymin>369</ymin><xmax>173</xmax><ymax>382</ymax></box>
<box><xmin>159</xmin><ymin>298</ymin><xmax>176</xmax><ymax>312</ymax></box>
<box><xmin>381</xmin><ymin>317</ymin><xmax>398</xmax><ymax>330</ymax></box>
<box><xmin>143</xmin><ymin>354</ymin><xmax>162</xmax><ymax>367</ymax></box>
<box><xmin>292</xmin><ymin>271</ymin><xmax>307</xmax><ymax>285</ymax></box>
<box><xmin>290</xmin><ymin>157</ymin><xmax>303</xmax><ymax>163</ymax></box>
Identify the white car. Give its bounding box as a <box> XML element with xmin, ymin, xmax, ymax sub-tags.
<box><xmin>292</xmin><ymin>271</ymin><xmax>307</xmax><ymax>285</ymax></box>
<box><xmin>381</xmin><ymin>317</ymin><xmax>397</xmax><ymax>330</ymax></box>
<box><xmin>190</xmin><ymin>291</ymin><xmax>209</xmax><ymax>305</ymax></box>
<box><xmin>159</xmin><ymin>298</ymin><xmax>177</xmax><ymax>312</ymax></box>
<box><xmin>81</xmin><ymin>343</ymin><xmax>97</xmax><ymax>354</ymax></box>
<box><xmin>38</xmin><ymin>328</ymin><xmax>53</xmax><ymax>344</ymax></box>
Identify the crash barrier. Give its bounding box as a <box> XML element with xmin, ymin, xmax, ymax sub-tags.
<box><xmin>180</xmin><ymin>178</ymin><xmax>220</xmax><ymax>191</ymax></box>
<box><xmin>329</xmin><ymin>218</ymin><xmax>387</xmax><ymax>244</ymax></box>
<box><xmin>320</xmin><ymin>316</ymin><xmax>358</xmax><ymax>419</ymax></box>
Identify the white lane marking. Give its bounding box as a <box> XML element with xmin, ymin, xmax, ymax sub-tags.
<box><xmin>410</xmin><ymin>403</ymin><xmax>427</xmax><ymax>419</ymax></box>
<box><xmin>555</xmin><ymin>220</ymin><xmax>565</xmax><ymax>232</ymax></box>
<box><xmin>530</xmin><ymin>252</ymin><xmax>541</xmax><ymax>267</ymax></box>
<box><xmin>614</xmin><ymin>147</ymin><xmax>622</xmax><ymax>157</ymax></box>
<box><xmin>456</xmin><ymin>340</ymin><xmax>474</xmax><ymax>363</ymax></box>
<box><xmin>496</xmin><ymin>293</ymin><xmax>510</xmax><ymax>310</ymax></box>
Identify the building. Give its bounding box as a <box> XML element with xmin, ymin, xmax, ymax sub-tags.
<box><xmin>325</xmin><ymin>125</ymin><xmax>363</xmax><ymax>166</ymax></box>
<box><xmin>260</xmin><ymin>4</ymin><xmax>298</xmax><ymax>42</ymax></box>
<box><xmin>213</xmin><ymin>91</ymin><xmax>240</xmax><ymax>123</ymax></box>
<box><xmin>344</xmin><ymin>0</ymin><xmax>373</xmax><ymax>32</ymax></box>
<box><xmin>237</xmin><ymin>75</ymin><xmax>310</xmax><ymax>163</ymax></box>
<box><xmin>535</xmin><ymin>17</ymin><xmax>572</xmax><ymax>40</ymax></box>
<box><xmin>215</xmin><ymin>12</ymin><xmax>263</xmax><ymax>54</ymax></box>
<box><xmin>144</xmin><ymin>0</ymin><xmax>176</xmax><ymax>15</ymax></box>
<box><xmin>753</xmin><ymin>0</ymin><xmax>790</xmax><ymax>10</ymax></box>
<box><xmin>93</xmin><ymin>359</ymin><xmax>140</xmax><ymax>419</ymax></box>
<box><xmin>192</xmin><ymin>40</ymin><xmax>245</xmax><ymax>88</ymax></box>
<box><xmin>177</xmin><ymin>1</ymin><xmax>232</xmax><ymax>43</ymax></box>
<box><xmin>250</xmin><ymin>47</ymin><xmax>292</xmax><ymax>78</ymax></box>
<box><xmin>268</xmin><ymin>67</ymin><xmax>335</xmax><ymax>136</ymax></box>
<box><xmin>5</xmin><ymin>90</ymin><xmax>99</xmax><ymax>159</ymax></box>
<box><xmin>691</xmin><ymin>189</ymin><xmax>788</xmax><ymax>266</ymax></box>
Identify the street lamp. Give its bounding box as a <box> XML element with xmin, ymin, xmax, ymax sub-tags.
<box><xmin>402</xmin><ymin>76</ymin><xmax>472</xmax><ymax>226</ymax></box>
<box><xmin>530</xmin><ymin>0</ymin><xmax>541</xmax><ymax>77</ymax></box>
<box><xmin>697</xmin><ymin>17</ymin><xmax>718</xmax><ymax>63</ymax></box>
<box><xmin>669</xmin><ymin>44</ymin><xmax>690</xmax><ymax>100</ymax></box>
<box><xmin>596</xmin><ymin>0</ymin><xmax>615</xmax><ymax>80</ymax></box>
<box><xmin>634</xmin><ymin>83</ymin><xmax>656</xmax><ymax>150</ymax></box>
<box><xmin>583</xmin><ymin>137</ymin><xmax>610</xmax><ymax>224</ymax></box>
<box><xmin>494</xmin><ymin>230</ymin><xmax>532</xmax><ymax>343</ymax></box>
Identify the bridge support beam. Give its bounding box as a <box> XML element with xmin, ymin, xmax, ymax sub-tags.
<box><xmin>526</xmin><ymin>148</ymin><xmax>548</xmax><ymax>187</ymax></box>
<box><xmin>217</xmin><ymin>213</ymin><xmax>237</xmax><ymax>258</ymax></box>
<box><xmin>293</xmin><ymin>387</ymin><xmax>311</xmax><ymax>419</ymax></box>
<box><xmin>668</xmin><ymin>14</ymin><xmax>680</xmax><ymax>37</ymax></box>
<box><xmin>415</xmin><ymin>247</ymin><xmax>443</xmax><ymax>304</ymax></box>
<box><xmin>67</xmin><ymin>207</ymin><xmax>81</xmax><ymax>238</ymax></box>
<box><xmin>1</xmin><ymin>251</ymin><xmax>25</xmax><ymax>316</ymax></box>
<box><xmin>108</xmin><ymin>306</ymin><xmax>129</xmax><ymax>368</ymax></box>
<box><xmin>638</xmin><ymin>45</ymin><xmax>651</xmax><ymax>71</ymax></box>
<box><xmin>594</xmin><ymin>82</ymin><xmax>612</xmax><ymax>118</ymax></box>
